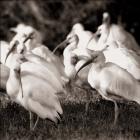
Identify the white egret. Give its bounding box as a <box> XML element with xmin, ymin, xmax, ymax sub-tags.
<box><xmin>10</xmin><ymin>23</ymin><xmax>42</xmax><ymax>51</ymax></box>
<box><xmin>89</xmin><ymin>12</ymin><xmax>140</xmax><ymax>53</ymax></box>
<box><xmin>67</xmin><ymin>23</ymin><xmax>93</xmax><ymax>49</ymax></box>
<box><xmin>6</xmin><ymin>53</ymin><xmax>64</xmax><ymax>129</ymax></box>
<box><xmin>76</xmin><ymin>50</ymin><xmax>140</xmax><ymax>124</ymax></box>
<box><xmin>8</xmin><ymin>24</ymin><xmax>68</xmax><ymax>82</ymax></box>
<box><xmin>62</xmin><ymin>34</ymin><xmax>91</xmax><ymax>82</ymax></box>
<box><xmin>62</xmin><ymin>35</ymin><xmax>92</xmax><ymax>113</ymax></box>
<box><xmin>87</xmin><ymin>34</ymin><xmax>140</xmax><ymax>81</ymax></box>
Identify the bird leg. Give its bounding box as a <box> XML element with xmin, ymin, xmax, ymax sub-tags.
<box><xmin>32</xmin><ymin>116</ymin><xmax>39</xmax><ymax>130</ymax></box>
<box><xmin>99</xmin><ymin>90</ymin><xmax>119</xmax><ymax>125</ymax></box>
<box><xmin>29</xmin><ymin>111</ymin><xmax>39</xmax><ymax>130</ymax></box>
<box><xmin>113</xmin><ymin>100</ymin><xmax>119</xmax><ymax>125</ymax></box>
<box><xmin>29</xmin><ymin>111</ymin><xmax>34</xmax><ymax>130</ymax></box>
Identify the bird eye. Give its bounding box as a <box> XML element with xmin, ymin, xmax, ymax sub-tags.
<box><xmin>97</xmin><ymin>33</ymin><xmax>101</xmax><ymax>39</ymax></box>
<box><xmin>71</xmin><ymin>56</ymin><xmax>78</xmax><ymax>65</ymax></box>
<box><xmin>23</xmin><ymin>34</ymin><xmax>27</xmax><ymax>38</ymax></box>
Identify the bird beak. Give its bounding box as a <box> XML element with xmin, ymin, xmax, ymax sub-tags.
<box><xmin>5</xmin><ymin>32</ymin><xmax>34</xmax><ymax>64</ymax></box>
<box><xmin>53</xmin><ymin>39</ymin><xmax>69</xmax><ymax>54</ymax></box>
<box><xmin>75</xmin><ymin>57</ymin><xmax>93</xmax><ymax>79</ymax></box>
<box><xmin>5</xmin><ymin>41</ymin><xmax>19</xmax><ymax>64</ymax></box>
<box><xmin>23</xmin><ymin>32</ymin><xmax>35</xmax><ymax>43</ymax></box>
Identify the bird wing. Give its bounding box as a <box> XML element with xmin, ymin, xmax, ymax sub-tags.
<box><xmin>103</xmin><ymin>63</ymin><xmax>138</xmax><ymax>101</ymax></box>
<box><xmin>18</xmin><ymin>62</ymin><xmax>63</xmax><ymax>122</ymax></box>
<box><xmin>25</xmin><ymin>54</ymin><xmax>65</xmax><ymax>87</ymax></box>
<box><xmin>27</xmin><ymin>81</ymin><xmax>63</xmax><ymax>121</ymax></box>
<box><xmin>109</xmin><ymin>24</ymin><xmax>140</xmax><ymax>51</ymax></box>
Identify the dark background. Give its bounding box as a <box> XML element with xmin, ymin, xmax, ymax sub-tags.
<box><xmin>0</xmin><ymin>0</ymin><xmax>140</xmax><ymax>50</ymax></box>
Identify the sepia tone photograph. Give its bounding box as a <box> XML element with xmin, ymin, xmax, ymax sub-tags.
<box><xmin>0</xmin><ymin>0</ymin><xmax>140</xmax><ymax>139</ymax></box>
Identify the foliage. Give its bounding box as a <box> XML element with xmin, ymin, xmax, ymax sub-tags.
<box><xmin>0</xmin><ymin>0</ymin><xmax>140</xmax><ymax>50</ymax></box>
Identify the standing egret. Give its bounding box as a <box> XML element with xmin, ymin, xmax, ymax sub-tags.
<box><xmin>62</xmin><ymin>35</ymin><xmax>92</xmax><ymax>112</ymax></box>
<box><xmin>6</xmin><ymin>53</ymin><xmax>64</xmax><ymax>129</ymax></box>
<box><xmin>89</xmin><ymin>12</ymin><xmax>140</xmax><ymax>53</ymax></box>
<box><xmin>87</xmin><ymin>34</ymin><xmax>140</xmax><ymax>81</ymax></box>
<box><xmin>76</xmin><ymin>50</ymin><xmax>140</xmax><ymax>124</ymax></box>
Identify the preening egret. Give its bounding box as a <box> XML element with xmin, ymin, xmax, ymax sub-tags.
<box><xmin>76</xmin><ymin>50</ymin><xmax>140</xmax><ymax>124</ymax></box>
<box><xmin>10</xmin><ymin>23</ymin><xmax>42</xmax><ymax>51</ymax></box>
<box><xmin>6</xmin><ymin>53</ymin><xmax>64</xmax><ymax>129</ymax></box>
<box><xmin>8</xmin><ymin>24</ymin><xmax>68</xmax><ymax>82</ymax></box>
<box><xmin>89</xmin><ymin>12</ymin><xmax>140</xmax><ymax>53</ymax></box>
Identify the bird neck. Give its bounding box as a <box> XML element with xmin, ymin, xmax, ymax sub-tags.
<box><xmin>98</xmin><ymin>24</ymin><xmax>110</xmax><ymax>45</ymax></box>
<box><xmin>63</xmin><ymin>43</ymin><xmax>77</xmax><ymax>57</ymax></box>
<box><xmin>91</xmin><ymin>60</ymin><xmax>104</xmax><ymax>72</ymax></box>
<box><xmin>7</xmin><ymin>69</ymin><xmax>21</xmax><ymax>98</ymax></box>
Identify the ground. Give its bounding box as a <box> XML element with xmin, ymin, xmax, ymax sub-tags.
<box><xmin>0</xmin><ymin>82</ymin><xmax>140</xmax><ymax>140</ymax></box>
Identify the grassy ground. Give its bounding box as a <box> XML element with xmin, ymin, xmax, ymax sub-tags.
<box><xmin>0</xmin><ymin>82</ymin><xmax>140</xmax><ymax>140</ymax></box>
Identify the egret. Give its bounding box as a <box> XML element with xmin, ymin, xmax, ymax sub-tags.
<box><xmin>10</xmin><ymin>23</ymin><xmax>42</xmax><ymax>51</ymax></box>
<box><xmin>76</xmin><ymin>50</ymin><xmax>140</xmax><ymax>124</ymax></box>
<box><xmin>62</xmin><ymin>34</ymin><xmax>91</xmax><ymax>82</ymax></box>
<box><xmin>62</xmin><ymin>35</ymin><xmax>92</xmax><ymax>113</ymax></box>
<box><xmin>87</xmin><ymin>34</ymin><xmax>140</xmax><ymax>81</ymax></box>
<box><xmin>89</xmin><ymin>12</ymin><xmax>140</xmax><ymax>53</ymax></box>
<box><xmin>8</xmin><ymin>24</ymin><xmax>68</xmax><ymax>82</ymax></box>
<box><xmin>6</xmin><ymin>53</ymin><xmax>64</xmax><ymax>129</ymax></box>
<box><xmin>67</xmin><ymin>23</ymin><xmax>93</xmax><ymax>49</ymax></box>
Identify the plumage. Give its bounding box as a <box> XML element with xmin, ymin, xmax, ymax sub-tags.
<box><xmin>6</xmin><ymin>54</ymin><xmax>63</xmax><ymax>125</ymax></box>
<box><xmin>67</xmin><ymin>23</ymin><xmax>93</xmax><ymax>49</ymax></box>
<box><xmin>103</xmin><ymin>42</ymin><xmax>140</xmax><ymax>80</ymax></box>
<box><xmin>76</xmin><ymin>50</ymin><xmax>140</xmax><ymax>124</ymax></box>
<box><xmin>86</xmin><ymin>13</ymin><xmax>140</xmax><ymax>80</ymax></box>
<box><xmin>92</xmin><ymin>12</ymin><xmax>140</xmax><ymax>53</ymax></box>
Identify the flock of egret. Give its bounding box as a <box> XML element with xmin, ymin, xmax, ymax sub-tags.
<box><xmin>0</xmin><ymin>12</ymin><xmax>140</xmax><ymax>129</ymax></box>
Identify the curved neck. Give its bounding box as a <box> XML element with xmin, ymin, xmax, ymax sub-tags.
<box><xmin>6</xmin><ymin>68</ymin><xmax>21</xmax><ymax>98</ymax></box>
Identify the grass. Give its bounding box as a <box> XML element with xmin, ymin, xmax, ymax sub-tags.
<box><xmin>0</xmin><ymin>82</ymin><xmax>140</xmax><ymax>140</ymax></box>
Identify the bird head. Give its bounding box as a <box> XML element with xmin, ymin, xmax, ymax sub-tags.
<box><xmin>53</xmin><ymin>34</ymin><xmax>79</xmax><ymax>54</ymax></box>
<box><xmin>10</xmin><ymin>23</ymin><xmax>41</xmax><ymax>50</ymax></box>
<box><xmin>72</xmin><ymin>23</ymin><xmax>84</xmax><ymax>32</ymax></box>
<box><xmin>71</xmin><ymin>53</ymin><xmax>79</xmax><ymax>66</ymax></box>
<box><xmin>5</xmin><ymin>32</ymin><xmax>34</xmax><ymax>64</ymax></box>
<box><xmin>75</xmin><ymin>50</ymin><xmax>105</xmax><ymax>78</ymax></box>
<box><xmin>95</xmin><ymin>12</ymin><xmax>111</xmax><ymax>40</ymax></box>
